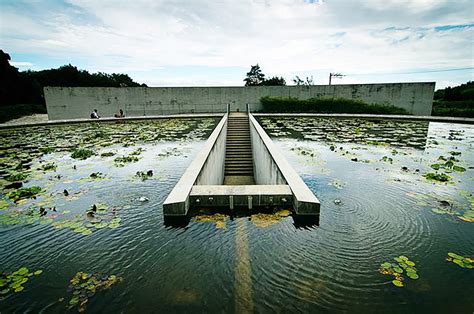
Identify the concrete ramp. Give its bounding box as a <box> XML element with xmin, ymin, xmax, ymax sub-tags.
<box><xmin>163</xmin><ymin>112</ymin><xmax>320</xmax><ymax>217</ymax></box>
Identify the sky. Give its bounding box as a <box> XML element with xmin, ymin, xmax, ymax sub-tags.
<box><xmin>0</xmin><ymin>0</ymin><xmax>473</xmax><ymax>89</ymax></box>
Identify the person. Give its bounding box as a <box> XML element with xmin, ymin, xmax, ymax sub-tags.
<box><xmin>90</xmin><ymin>109</ymin><xmax>100</xmax><ymax>119</ymax></box>
<box><xmin>114</xmin><ymin>109</ymin><xmax>125</xmax><ymax>118</ymax></box>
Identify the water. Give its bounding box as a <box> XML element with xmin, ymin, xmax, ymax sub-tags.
<box><xmin>0</xmin><ymin>117</ymin><xmax>473</xmax><ymax>313</ymax></box>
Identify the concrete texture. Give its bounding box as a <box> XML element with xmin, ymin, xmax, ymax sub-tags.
<box><xmin>163</xmin><ymin>114</ymin><xmax>228</xmax><ymax>216</ymax></box>
<box><xmin>44</xmin><ymin>82</ymin><xmax>435</xmax><ymax>120</ymax></box>
<box><xmin>249</xmin><ymin>114</ymin><xmax>321</xmax><ymax>215</ymax></box>
<box><xmin>190</xmin><ymin>185</ymin><xmax>292</xmax><ymax>208</ymax></box>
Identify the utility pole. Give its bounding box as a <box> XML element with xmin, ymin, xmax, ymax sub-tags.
<box><xmin>329</xmin><ymin>72</ymin><xmax>344</xmax><ymax>86</ymax></box>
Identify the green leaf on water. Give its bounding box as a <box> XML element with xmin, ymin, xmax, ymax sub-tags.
<box><xmin>392</xmin><ymin>280</ymin><xmax>404</xmax><ymax>287</ymax></box>
<box><xmin>14</xmin><ymin>286</ymin><xmax>24</xmax><ymax>293</ymax></box>
<box><xmin>405</xmin><ymin>261</ymin><xmax>415</xmax><ymax>267</ymax></box>
<box><xmin>34</xmin><ymin>270</ymin><xmax>43</xmax><ymax>276</ymax></box>
<box><xmin>381</xmin><ymin>262</ymin><xmax>392</xmax><ymax>268</ymax></box>
<box><xmin>448</xmin><ymin>252</ymin><xmax>463</xmax><ymax>260</ymax></box>
<box><xmin>452</xmin><ymin>165</ymin><xmax>466</xmax><ymax>172</ymax></box>
<box><xmin>406</xmin><ymin>272</ymin><xmax>419</xmax><ymax>280</ymax></box>
<box><xmin>393</xmin><ymin>266</ymin><xmax>403</xmax><ymax>273</ymax></box>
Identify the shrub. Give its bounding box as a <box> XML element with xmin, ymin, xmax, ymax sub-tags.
<box><xmin>260</xmin><ymin>96</ymin><xmax>410</xmax><ymax>115</ymax></box>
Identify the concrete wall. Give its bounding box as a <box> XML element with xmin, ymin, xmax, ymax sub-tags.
<box><xmin>250</xmin><ymin>116</ymin><xmax>287</xmax><ymax>185</ymax></box>
<box><xmin>44</xmin><ymin>82</ymin><xmax>435</xmax><ymax>120</ymax></box>
<box><xmin>249</xmin><ymin>114</ymin><xmax>320</xmax><ymax>215</ymax></box>
<box><xmin>163</xmin><ymin>114</ymin><xmax>227</xmax><ymax>216</ymax></box>
<box><xmin>195</xmin><ymin>119</ymin><xmax>227</xmax><ymax>185</ymax></box>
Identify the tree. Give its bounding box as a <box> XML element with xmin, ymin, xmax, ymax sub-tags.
<box><xmin>293</xmin><ymin>75</ymin><xmax>314</xmax><ymax>86</ymax></box>
<box><xmin>244</xmin><ymin>64</ymin><xmax>265</xmax><ymax>86</ymax></box>
<box><xmin>260</xmin><ymin>76</ymin><xmax>286</xmax><ymax>86</ymax></box>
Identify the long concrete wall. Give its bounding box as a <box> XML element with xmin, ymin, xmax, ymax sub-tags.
<box><xmin>44</xmin><ymin>82</ymin><xmax>435</xmax><ymax>120</ymax></box>
<box><xmin>250</xmin><ymin>115</ymin><xmax>287</xmax><ymax>185</ymax></box>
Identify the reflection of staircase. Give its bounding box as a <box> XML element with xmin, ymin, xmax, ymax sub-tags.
<box><xmin>224</xmin><ymin>112</ymin><xmax>255</xmax><ymax>185</ymax></box>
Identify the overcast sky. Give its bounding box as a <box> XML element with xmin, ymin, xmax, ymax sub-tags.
<box><xmin>1</xmin><ymin>0</ymin><xmax>473</xmax><ymax>89</ymax></box>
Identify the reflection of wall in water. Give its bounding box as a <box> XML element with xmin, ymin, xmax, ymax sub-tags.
<box><xmin>44</xmin><ymin>82</ymin><xmax>435</xmax><ymax>120</ymax></box>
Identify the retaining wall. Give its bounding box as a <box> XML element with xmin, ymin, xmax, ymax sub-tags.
<box><xmin>44</xmin><ymin>82</ymin><xmax>435</xmax><ymax>120</ymax></box>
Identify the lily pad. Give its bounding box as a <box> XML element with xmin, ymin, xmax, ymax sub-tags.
<box><xmin>392</xmin><ymin>280</ymin><xmax>404</xmax><ymax>287</ymax></box>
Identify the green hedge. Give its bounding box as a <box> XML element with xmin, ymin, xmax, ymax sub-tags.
<box><xmin>0</xmin><ymin>103</ymin><xmax>47</xmax><ymax>123</ymax></box>
<box><xmin>260</xmin><ymin>96</ymin><xmax>410</xmax><ymax>115</ymax></box>
<box><xmin>432</xmin><ymin>100</ymin><xmax>474</xmax><ymax>118</ymax></box>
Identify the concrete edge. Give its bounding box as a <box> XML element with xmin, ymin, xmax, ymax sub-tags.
<box><xmin>0</xmin><ymin>113</ymin><xmax>224</xmax><ymax>129</ymax></box>
<box><xmin>163</xmin><ymin>114</ymin><xmax>228</xmax><ymax>216</ymax></box>
<box><xmin>190</xmin><ymin>185</ymin><xmax>292</xmax><ymax>196</ymax></box>
<box><xmin>252</xmin><ymin>113</ymin><xmax>474</xmax><ymax>124</ymax></box>
<box><xmin>249</xmin><ymin>114</ymin><xmax>320</xmax><ymax>215</ymax></box>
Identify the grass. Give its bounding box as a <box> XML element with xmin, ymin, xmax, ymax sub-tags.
<box><xmin>0</xmin><ymin>103</ymin><xmax>47</xmax><ymax>123</ymax></box>
<box><xmin>260</xmin><ymin>96</ymin><xmax>410</xmax><ymax>114</ymax></box>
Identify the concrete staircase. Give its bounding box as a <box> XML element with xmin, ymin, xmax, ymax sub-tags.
<box><xmin>224</xmin><ymin>112</ymin><xmax>255</xmax><ymax>185</ymax></box>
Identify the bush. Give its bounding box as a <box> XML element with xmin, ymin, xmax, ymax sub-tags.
<box><xmin>431</xmin><ymin>100</ymin><xmax>474</xmax><ymax>118</ymax></box>
<box><xmin>260</xmin><ymin>96</ymin><xmax>410</xmax><ymax>115</ymax></box>
<box><xmin>0</xmin><ymin>104</ymin><xmax>46</xmax><ymax>123</ymax></box>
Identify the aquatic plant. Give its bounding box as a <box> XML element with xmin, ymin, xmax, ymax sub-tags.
<box><xmin>328</xmin><ymin>179</ymin><xmax>346</xmax><ymax>190</ymax></box>
<box><xmin>250</xmin><ymin>210</ymin><xmax>292</xmax><ymax>228</ymax></box>
<box><xmin>380</xmin><ymin>156</ymin><xmax>393</xmax><ymax>164</ymax></box>
<box><xmin>7</xmin><ymin>186</ymin><xmax>42</xmax><ymax>202</ymax></box>
<box><xmin>51</xmin><ymin>204</ymin><xmax>122</xmax><ymax>235</ymax></box>
<box><xmin>446</xmin><ymin>253</ymin><xmax>473</xmax><ymax>269</ymax></box>
<box><xmin>40</xmin><ymin>162</ymin><xmax>57</xmax><ymax>171</ymax></box>
<box><xmin>100</xmin><ymin>151</ymin><xmax>115</xmax><ymax>157</ymax></box>
<box><xmin>67</xmin><ymin>272</ymin><xmax>122</xmax><ymax>312</ymax></box>
<box><xmin>6</xmin><ymin>172</ymin><xmax>28</xmax><ymax>182</ymax></box>
<box><xmin>0</xmin><ymin>267</ymin><xmax>43</xmax><ymax>298</ymax></box>
<box><xmin>89</xmin><ymin>172</ymin><xmax>105</xmax><ymax>179</ymax></box>
<box><xmin>379</xmin><ymin>255</ymin><xmax>419</xmax><ymax>287</ymax></box>
<box><xmin>114</xmin><ymin>155</ymin><xmax>139</xmax><ymax>166</ymax></box>
<box><xmin>423</xmin><ymin>172</ymin><xmax>451</xmax><ymax>182</ymax></box>
<box><xmin>135</xmin><ymin>170</ymin><xmax>153</xmax><ymax>181</ymax></box>
<box><xmin>430</xmin><ymin>158</ymin><xmax>466</xmax><ymax>173</ymax></box>
<box><xmin>193</xmin><ymin>213</ymin><xmax>228</xmax><ymax>229</ymax></box>
<box><xmin>71</xmin><ymin>148</ymin><xmax>95</xmax><ymax>160</ymax></box>
<box><xmin>0</xmin><ymin>198</ymin><xmax>10</xmax><ymax>210</ymax></box>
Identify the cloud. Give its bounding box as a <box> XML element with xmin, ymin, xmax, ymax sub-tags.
<box><xmin>10</xmin><ymin>61</ymin><xmax>34</xmax><ymax>67</ymax></box>
<box><xmin>1</xmin><ymin>0</ymin><xmax>472</xmax><ymax>87</ymax></box>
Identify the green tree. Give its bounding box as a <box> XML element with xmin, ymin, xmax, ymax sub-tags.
<box><xmin>244</xmin><ymin>64</ymin><xmax>265</xmax><ymax>86</ymax></box>
<box><xmin>293</xmin><ymin>75</ymin><xmax>314</xmax><ymax>86</ymax></box>
<box><xmin>260</xmin><ymin>76</ymin><xmax>286</xmax><ymax>86</ymax></box>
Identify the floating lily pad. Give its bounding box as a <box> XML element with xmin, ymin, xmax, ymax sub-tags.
<box><xmin>67</xmin><ymin>272</ymin><xmax>122</xmax><ymax>312</ymax></box>
<box><xmin>0</xmin><ymin>266</ymin><xmax>42</xmax><ymax>298</ymax></box>
<box><xmin>71</xmin><ymin>148</ymin><xmax>95</xmax><ymax>160</ymax></box>
<box><xmin>392</xmin><ymin>279</ymin><xmax>404</xmax><ymax>287</ymax></box>
<box><xmin>7</xmin><ymin>186</ymin><xmax>42</xmax><ymax>202</ymax></box>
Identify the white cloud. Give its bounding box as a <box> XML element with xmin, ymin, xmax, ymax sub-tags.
<box><xmin>10</xmin><ymin>61</ymin><xmax>34</xmax><ymax>67</ymax></box>
<box><xmin>1</xmin><ymin>0</ymin><xmax>472</xmax><ymax>86</ymax></box>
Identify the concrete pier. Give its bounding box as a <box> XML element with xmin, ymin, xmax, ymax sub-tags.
<box><xmin>163</xmin><ymin>111</ymin><xmax>320</xmax><ymax>217</ymax></box>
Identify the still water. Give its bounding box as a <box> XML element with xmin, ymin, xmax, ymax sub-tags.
<box><xmin>0</xmin><ymin>117</ymin><xmax>473</xmax><ymax>313</ymax></box>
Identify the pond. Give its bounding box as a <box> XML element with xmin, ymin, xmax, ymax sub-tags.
<box><xmin>0</xmin><ymin>117</ymin><xmax>473</xmax><ymax>313</ymax></box>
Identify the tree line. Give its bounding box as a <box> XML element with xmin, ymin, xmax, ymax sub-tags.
<box><xmin>243</xmin><ymin>64</ymin><xmax>314</xmax><ymax>86</ymax></box>
<box><xmin>0</xmin><ymin>50</ymin><xmax>146</xmax><ymax>107</ymax></box>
